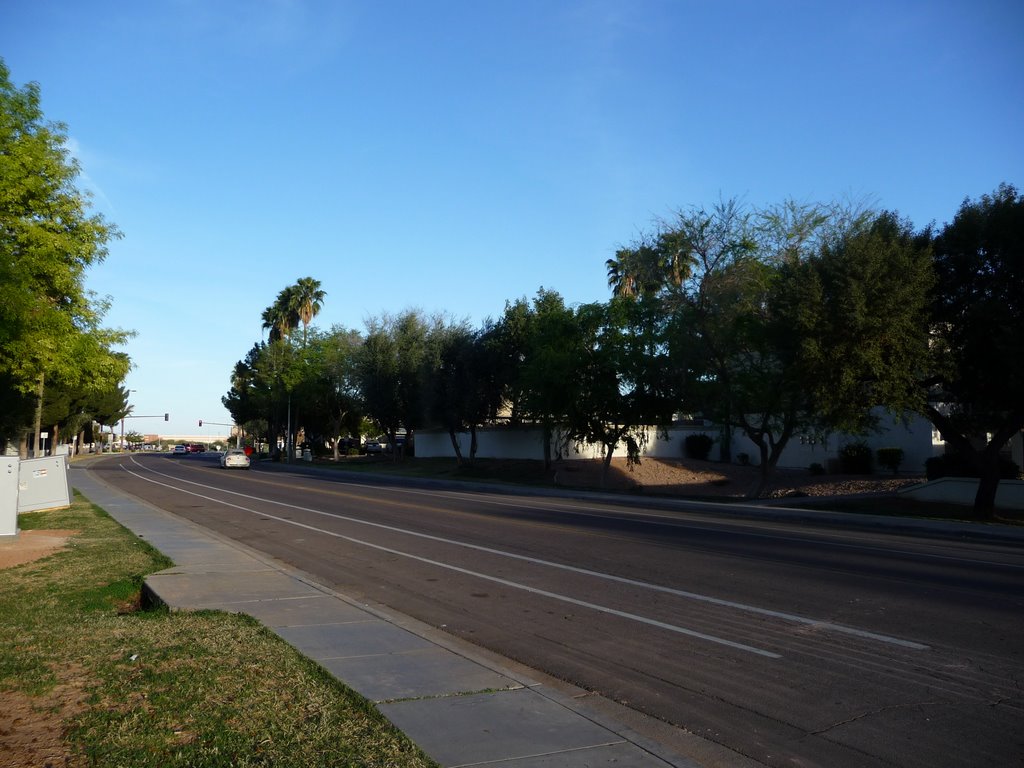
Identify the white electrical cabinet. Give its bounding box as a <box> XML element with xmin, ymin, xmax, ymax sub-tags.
<box><xmin>1</xmin><ymin>457</ymin><xmax>18</xmax><ymax>537</ymax></box>
<box><xmin>17</xmin><ymin>455</ymin><xmax>72</xmax><ymax>514</ymax></box>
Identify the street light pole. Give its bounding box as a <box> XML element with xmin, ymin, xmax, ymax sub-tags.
<box><xmin>120</xmin><ymin>390</ymin><xmax>136</xmax><ymax>451</ymax></box>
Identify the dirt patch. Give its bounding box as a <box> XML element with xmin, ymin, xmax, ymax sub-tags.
<box><xmin>0</xmin><ymin>687</ymin><xmax>89</xmax><ymax>768</ymax></box>
<box><xmin>0</xmin><ymin>531</ymin><xmax>88</xmax><ymax>768</ymax></box>
<box><xmin>326</xmin><ymin>454</ymin><xmax>924</xmax><ymax>499</ymax></box>
<box><xmin>548</xmin><ymin>456</ymin><xmax>922</xmax><ymax>498</ymax></box>
<box><xmin>0</xmin><ymin>667</ymin><xmax>90</xmax><ymax>768</ymax></box>
<box><xmin>0</xmin><ymin>530</ymin><xmax>79</xmax><ymax>571</ymax></box>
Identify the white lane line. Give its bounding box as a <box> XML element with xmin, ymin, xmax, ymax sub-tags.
<box><xmin>119</xmin><ymin>462</ymin><xmax>782</xmax><ymax>659</ymax></box>
<box><xmin>126</xmin><ymin>457</ymin><xmax>928</xmax><ymax>650</ymax></box>
<box><xmin>221</xmin><ymin>461</ymin><xmax>1024</xmax><ymax>572</ymax></box>
<box><xmin>365</xmin><ymin>485</ymin><xmax>1024</xmax><ymax>572</ymax></box>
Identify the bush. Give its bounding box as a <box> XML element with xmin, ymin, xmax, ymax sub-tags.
<box><xmin>684</xmin><ymin>433</ymin><xmax>714</xmax><ymax>461</ymax></box>
<box><xmin>838</xmin><ymin>441</ymin><xmax>873</xmax><ymax>474</ymax></box>
<box><xmin>925</xmin><ymin>453</ymin><xmax>1021</xmax><ymax>481</ymax></box>
<box><xmin>809</xmin><ymin>462</ymin><xmax>826</xmax><ymax>475</ymax></box>
<box><xmin>876</xmin><ymin>447</ymin><xmax>904</xmax><ymax>474</ymax></box>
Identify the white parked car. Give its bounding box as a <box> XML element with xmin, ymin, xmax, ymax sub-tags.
<box><xmin>220</xmin><ymin>448</ymin><xmax>251</xmax><ymax>470</ymax></box>
<box><xmin>363</xmin><ymin>437</ymin><xmax>384</xmax><ymax>454</ymax></box>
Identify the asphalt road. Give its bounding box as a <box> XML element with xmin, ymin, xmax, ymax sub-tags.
<box><xmin>90</xmin><ymin>453</ymin><xmax>1024</xmax><ymax>767</ymax></box>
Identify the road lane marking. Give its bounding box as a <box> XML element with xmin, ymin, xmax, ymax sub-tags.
<box><xmin>186</xmin><ymin>456</ymin><xmax>1024</xmax><ymax>573</ymax></box>
<box><xmin>118</xmin><ymin>462</ymin><xmax>782</xmax><ymax>658</ymax></box>
<box><xmin>124</xmin><ymin>456</ymin><xmax>929</xmax><ymax>651</ymax></box>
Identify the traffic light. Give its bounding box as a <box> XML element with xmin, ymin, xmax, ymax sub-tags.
<box><xmin>199</xmin><ymin>420</ymin><xmax>203</xmax><ymax>427</ymax></box>
<box><xmin>164</xmin><ymin>413</ymin><xmax>168</xmax><ymax>421</ymax></box>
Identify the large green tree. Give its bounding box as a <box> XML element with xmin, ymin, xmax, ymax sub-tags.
<box><xmin>0</xmin><ymin>60</ymin><xmax>130</xmax><ymax>454</ymax></box>
<box><xmin>425</xmin><ymin>323</ymin><xmax>496</xmax><ymax>464</ymax></box>
<box><xmin>922</xmin><ymin>183</ymin><xmax>1024</xmax><ymax>518</ymax></box>
<box><xmin>223</xmin><ymin>338</ymin><xmax>305</xmax><ymax>459</ymax></box>
<box><xmin>619</xmin><ymin>200</ymin><xmax>932</xmax><ymax>496</ymax></box>
<box><xmin>484</xmin><ymin>298</ymin><xmax>533</xmax><ymax>424</ymax></box>
<box><xmin>301</xmin><ymin>326</ymin><xmax>364</xmax><ymax>459</ymax></box>
<box><xmin>357</xmin><ymin>310</ymin><xmax>441</xmax><ymax>457</ymax></box>
<box><xmin>568</xmin><ymin>296</ymin><xmax>676</xmax><ymax>485</ymax></box>
<box><xmin>516</xmin><ymin>289</ymin><xmax>582</xmax><ymax>469</ymax></box>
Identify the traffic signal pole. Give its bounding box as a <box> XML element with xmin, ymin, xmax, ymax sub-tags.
<box><xmin>119</xmin><ymin>413</ymin><xmax>170</xmax><ymax>451</ymax></box>
<box><xmin>198</xmin><ymin>420</ymin><xmax>241</xmax><ymax>448</ymax></box>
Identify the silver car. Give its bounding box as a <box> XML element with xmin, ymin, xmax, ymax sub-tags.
<box><xmin>219</xmin><ymin>448</ymin><xmax>251</xmax><ymax>470</ymax></box>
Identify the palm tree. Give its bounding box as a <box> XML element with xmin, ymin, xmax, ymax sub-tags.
<box><xmin>261</xmin><ymin>286</ymin><xmax>300</xmax><ymax>342</ymax></box>
<box><xmin>606</xmin><ymin>229</ymin><xmax>698</xmax><ymax>300</ymax></box>
<box><xmin>655</xmin><ymin>229</ymin><xmax>695</xmax><ymax>290</ymax></box>
<box><xmin>292</xmin><ymin>277</ymin><xmax>326</xmax><ymax>346</ymax></box>
<box><xmin>605</xmin><ymin>252</ymin><xmax>639</xmax><ymax>298</ymax></box>
<box><xmin>605</xmin><ymin>242</ymin><xmax>663</xmax><ymax>298</ymax></box>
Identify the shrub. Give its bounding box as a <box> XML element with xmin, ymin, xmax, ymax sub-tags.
<box><xmin>876</xmin><ymin>447</ymin><xmax>904</xmax><ymax>474</ymax></box>
<box><xmin>838</xmin><ymin>441</ymin><xmax>873</xmax><ymax>474</ymax></box>
<box><xmin>737</xmin><ymin>452</ymin><xmax>750</xmax><ymax>466</ymax></box>
<box><xmin>684</xmin><ymin>433</ymin><xmax>714</xmax><ymax>461</ymax></box>
<box><xmin>809</xmin><ymin>462</ymin><xmax>826</xmax><ymax>475</ymax></box>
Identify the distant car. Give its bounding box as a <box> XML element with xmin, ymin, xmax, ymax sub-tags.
<box><xmin>171</xmin><ymin>444</ymin><xmax>187</xmax><ymax>456</ymax></box>
<box><xmin>186</xmin><ymin>443</ymin><xmax>204</xmax><ymax>454</ymax></box>
<box><xmin>220</xmin><ymin>448</ymin><xmax>251</xmax><ymax>470</ymax></box>
<box><xmin>363</xmin><ymin>437</ymin><xmax>386</xmax><ymax>454</ymax></box>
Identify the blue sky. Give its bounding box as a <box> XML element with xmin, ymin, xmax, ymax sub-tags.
<box><xmin>3</xmin><ymin>0</ymin><xmax>1021</xmax><ymax>439</ymax></box>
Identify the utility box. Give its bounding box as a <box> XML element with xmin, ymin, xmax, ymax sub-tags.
<box><xmin>18</xmin><ymin>455</ymin><xmax>72</xmax><ymax>514</ymax></box>
<box><xmin>1</xmin><ymin>457</ymin><xmax>17</xmax><ymax>537</ymax></box>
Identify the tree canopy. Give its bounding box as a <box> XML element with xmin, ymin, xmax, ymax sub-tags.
<box><xmin>922</xmin><ymin>183</ymin><xmax>1024</xmax><ymax>517</ymax></box>
<box><xmin>614</xmin><ymin>200</ymin><xmax>933</xmax><ymax>495</ymax></box>
<box><xmin>0</xmin><ymin>59</ymin><xmax>131</xmax><ymax>454</ymax></box>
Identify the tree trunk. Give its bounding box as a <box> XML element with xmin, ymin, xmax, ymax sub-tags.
<box><xmin>971</xmin><ymin>440</ymin><xmax>1009</xmax><ymax>521</ymax></box>
<box><xmin>469</xmin><ymin>425</ymin><xmax>478</xmax><ymax>464</ymax></box>
<box><xmin>752</xmin><ymin>432</ymin><xmax>790</xmax><ymax>498</ymax></box>
<box><xmin>753</xmin><ymin>440</ymin><xmax>772</xmax><ymax>498</ymax></box>
<box><xmin>924</xmin><ymin>405</ymin><xmax>1020</xmax><ymax>520</ymax></box>
<box><xmin>719</xmin><ymin>398</ymin><xmax>733</xmax><ymax>462</ymax></box>
<box><xmin>542</xmin><ymin>423</ymin><xmax>552</xmax><ymax>470</ymax></box>
<box><xmin>33</xmin><ymin>373</ymin><xmax>45</xmax><ymax>457</ymax></box>
<box><xmin>719</xmin><ymin>425</ymin><xmax>732</xmax><ymax>463</ymax></box>
<box><xmin>973</xmin><ymin>462</ymin><xmax>1000</xmax><ymax>521</ymax></box>
<box><xmin>600</xmin><ymin>445</ymin><xmax>615</xmax><ymax>488</ymax></box>
<box><xmin>448</xmin><ymin>428</ymin><xmax>464</xmax><ymax>466</ymax></box>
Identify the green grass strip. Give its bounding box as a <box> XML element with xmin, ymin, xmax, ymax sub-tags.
<box><xmin>0</xmin><ymin>492</ymin><xmax>437</xmax><ymax>767</ymax></box>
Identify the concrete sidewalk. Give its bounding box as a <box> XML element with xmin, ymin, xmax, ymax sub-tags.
<box><xmin>71</xmin><ymin>464</ymin><xmax>707</xmax><ymax>768</ymax></box>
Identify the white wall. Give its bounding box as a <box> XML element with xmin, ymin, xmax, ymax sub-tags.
<box><xmin>724</xmin><ymin>411</ymin><xmax>937</xmax><ymax>472</ymax></box>
<box><xmin>416</xmin><ymin>410</ymin><xmax>937</xmax><ymax>473</ymax></box>
<box><xmin>416</xmin><ymin>426</ymin><xmax>549</xmax><ymax>461</ymax></box>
